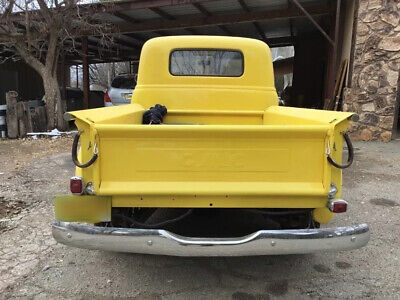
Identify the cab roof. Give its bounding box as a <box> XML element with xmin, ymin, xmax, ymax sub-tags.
<box><xmin>136</xmin><ymin>36</ymin><xmax>275</xmax><ymax>89</ymax></box>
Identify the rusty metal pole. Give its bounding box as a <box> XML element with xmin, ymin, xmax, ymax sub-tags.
<box><xmin>82</xmin><ymin>37</ymin><xmax>89</xmax><ymax>109</ymax></box>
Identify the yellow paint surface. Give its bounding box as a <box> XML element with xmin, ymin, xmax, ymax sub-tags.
<box><xmin>54</xmin><ymin>195</ymin><xmax>111</xmax><ymax>223</ymax></box>
<box><xmin>60</xmin><ymin>36</ymin><xmax>356</xmax><ymax>224</ymax></box>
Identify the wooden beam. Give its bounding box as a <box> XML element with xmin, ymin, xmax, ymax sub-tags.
<box><xmin>266</xmin><ymin>36</ymin><xmax>296</xmax><ymax>47</ymax></box>
<box><xmin>290</xmin><ymin>0</ymin><xmax>334</xmax><ymax>46</ymax></box>
<box><xmin>150</xmin><ymin>7</ymin><xmax>174</xmax><ymax>20</ymax></box>
<box><xmin>192</xmin><ymin>3</ymin><xmax>210</xmax><ymax>16</ymax></box>
<box><xmin>113</xmin><ymin>5</ymin><xmax>329</xmax><ymax>34</ymax></box>
<box><xmin>112</xmin><ymin>36</ymin><xmax>141</xmax><ymax>50</ymax></box>
<box><xmin>237</xmin><ymin>0</ymin><xmax>267</xmax><ymax>42</ymax></box>
<box><xmin>192</xmin><ymin>3</ymin><xmax>234</xmax><ymax>35</ymax></box>
<box><xmin>98</xmin><ymin>0</ymin><xmax>216</xmax><ymax>14</ymax></box>
<box><xmin>65</xmin><ymin>55</ymin><xmax>140</xmax><ymax>64</ymax></box>
<box><xmin>149</xmin><ymin>7</ymin><xmax>200</xmax><ymax>35</ymax></box>
<box><xmin>124</xmin><ymin>33</ymin><xmax>147</xmax><ymax>42</ymax></box>
<box><xmin>113</xmin><ymin>11</ymin><xmax>137</xmax><ymax>23</ymax></box>
<box><xmin>6</xmin><ymin>0</ymin><xmax>218</xmax><ymax>22</ymax></box>
<box><xmin>64</xmin><ymin>38</ymin><xmax>139</xmax><ymax>59</ymax></box>
<box><xmin>252</xmin><ymin>22</ymin><xmax>267</xmax><ymax>42</ymax></box>
<box><xmin>111</xmin><ymin>12</ymin><xmax>168</xmax><ymax>38</ymax></box>
<box><xmin>110</xmin><ymin>13</ymin><xmax>149</xmax><ymax>42</ymax></box>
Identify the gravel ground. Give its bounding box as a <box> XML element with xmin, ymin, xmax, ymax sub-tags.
<box><xmin>0</xmin><ymin>138</ymin><xmax>399</xmax><ymax>299</ymax></box>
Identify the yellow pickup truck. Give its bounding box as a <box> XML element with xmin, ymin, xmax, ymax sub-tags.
<box><xmin>53</xmin><ymin>36</ymin><xmax>369</xmax><ymax>256</ymax></box>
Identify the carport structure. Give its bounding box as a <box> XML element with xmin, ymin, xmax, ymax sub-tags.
<box><xmin>6</xmin><ymin>0</ymin><xmax>357</xmax><ymax>111</ymax></box>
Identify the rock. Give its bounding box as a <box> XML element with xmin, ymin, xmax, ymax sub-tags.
<box><xmin>375</xmin><ymin>97</ymin><xmax>388</xmax><ymax>111</ymax></box>
<box><xmin>369</xmin><ymin>0</ymin><xmax>382</xmax><ymax>10</ymax></box>
<box><xmin>376</xmin><ymin>106</ymin><xmax>394</xmax><ymax>116</ymax></box>
<box><xmin>385</xmin><ymin>94</ymin><xmax>398</xmax><ymax>106</ymax></box>
<box><xmin>357</xmin><ymin>23</ymin><xmax>370</xmax><ymax>36</ymax></box>
<box><xmin>360</xmin><ymin>129</ymin><xmax>373</xmax><ymax>141</ymax></box>
<box><xmin>369</xmin><ymin>20</ymin><xmax>392</xmax><ymax>31</ymax></box>
<box><xmin>377</xmin><ymin>86</ymin><xmax>397</xmax><ymax>95</ymax></box>
<box><xmin>364</xmin><ymin>34</ymin><xmax>383</xmax><ymax>50</ymax></box>
<box><xmin>342</xmin><ymin>103</ymin><xmax>352</xmax><ymax>112</ymax></box>
<box><xmin>380</xmin><ymin>131</ymin><xmax>392</xmax><ymax>142</ymax></box>
<box><xmin>387</xmin><ymin>69</ymin><xmax>399</xmax><ymax>87</ymax></box>
<box><xmin>378</xmin><ymin>36</ymin><xmax>400</xmax><ymax>51</ymax></box>
<box><xmin>366</xmin><ymin>80</ymin><xmax>379</xmax><ymax>94</ymax></box>
<box><xmin>379</xmin><ymin>116</ymin><xmax>395</xmax><ymax>131</ymax></box>
<box><xmin>362</xmin><ymin>102</ymin><xmax>375</xmax><ymax>112</ymax></box>
<box><xmin>388</xmin><ymin>61</ymin><xmax>399</xmax><ymax>71</ymax></box>
<box><xmin>42</xmin><ymin>265</ymin><xmax>50</xmax><ymax>272</ymax></box>
<box><xmin>361</xmin><ymin>11</ymin><xmax>379</xmax><ymax>23</ymax></box>
<box><xmin>361</xmin><ymin>113</ymin><xmax>380</xmax><ymax>125</ymax></box>
<box><xmin>359</xmin><ymin>0</ymin><xmax>368</xmax><ymax>11</ymax></box>
<box><xmin>380</xmin><ymin>12</ymin><xmax>400</xmax><ymax>27</ymax></box>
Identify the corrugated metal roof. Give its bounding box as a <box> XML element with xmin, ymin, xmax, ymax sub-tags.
<box><xmin>124</xmin><ymin>9</ymin><xmax>160</xmax><ymax>20</ymax></box>
<box><xmin>161</xmin><ymin>4</ymin><xmax>200</xmax><ymax>16</ymax></box>
<box><xmin>245</xmin><ymin>0</ymin><xmax>327</xmax><ymax>10</ymax></box>
<box><xmin>2</xmin><ymin>0</ymin><xmax>333</xmax><ymax>63</ymax></box>
<box><xmin>258</xmin><ymin>19</ymin><xmax>292</xmax><ymax>38</ymax></box>
<box><xmin>201</xmin><ymin>0</ymin><xmax>243</xmax><ymax>13</ymax></box>
<box><xmin>99</xmin><ymin>0</ymin><xmax>331</xmax><ymax>37</ymax></box>
<box><xmin>225</xmin><ymin>22</ymin><xmax>259</xmax><ymax>38</ymax></box>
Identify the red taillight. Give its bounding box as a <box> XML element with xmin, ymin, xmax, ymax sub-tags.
<box><xmin>329</xmin><ymin>199</ymin><xmax>348</xmax><ymax>213</ymax></box>
<box><xmin>104</xmin><ymin>92</ymin><xmax>112</xmax><ymax>103</ymax></box>
<box><xmin>70</xmin><ymin>176</ymin><xmax>83</xmax><ymax>195</ymax></box>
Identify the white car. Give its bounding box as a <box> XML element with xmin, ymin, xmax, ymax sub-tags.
<box><xmin>104</xmin><ymin>74</ymin><xmax>137</xmax><ymax>106</ymax></box>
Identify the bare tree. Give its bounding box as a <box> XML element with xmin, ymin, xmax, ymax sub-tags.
<box><xmin>89</xmin><ymin>61</ymin><xmax>131</xmax><ymax>89</ymax></box>
<box><xmin>0</xmin><ymin>0</ymin><xmax>111</xmax><ymax>130</ymax></box>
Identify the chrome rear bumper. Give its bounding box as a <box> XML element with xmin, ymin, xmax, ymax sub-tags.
<box><xmin>52</xmin><ymin>221</ymin><xmax>369</xmax><ymax>256</ymax></box>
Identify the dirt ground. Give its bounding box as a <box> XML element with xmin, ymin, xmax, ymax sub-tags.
<box><xmin>0</xmin><ymin>137</ymin><xmax>399</xmax><ymax>299</ymax></box>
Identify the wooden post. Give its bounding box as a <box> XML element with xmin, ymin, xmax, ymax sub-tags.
<box><xmin>61</xmin><ymin>54</ymin><xmax>67</xmax><ymax>101</ymax></box>
<box><xmin>16</xmin><ymin>101</ymin><xmax>33</xmax><ymax>137</ymax></box>
<box><xmin>31</xmin><ymin>106</ymin><xmax>47</xmax><ymax>132</ymax></box>
<box><xmin>6</xmin><ymin>91</ymin><xmax>18</xmax><ymax>139</ymax></box>
<box><xmin>82</xmin><ymin>37</ymin><xmax>89</xmax><ymax>109</ymax></box>
<box><xmin>325</xmin><ymin>0</ymin><xmax>341</xmax><ymax>106</ymax></box>
<box><xmin>76</xmin><ymin>65</ymin><xmax>79</xmax><ymax>88</ymax></box>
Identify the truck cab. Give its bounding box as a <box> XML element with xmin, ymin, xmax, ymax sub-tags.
<box><xmin>53</xmin><ymin>36</ymin><xmax>369</xmax><ymax>256</ymax></box>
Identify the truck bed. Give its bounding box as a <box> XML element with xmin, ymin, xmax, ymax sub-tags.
<box><xmin>70</xmin><ymin>105</ymin><xmax>354</xmax><ymax>208</ymax></box>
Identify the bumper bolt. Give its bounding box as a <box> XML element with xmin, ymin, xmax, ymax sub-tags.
<box><xmin>271</xmin><ymin>241</ymin><xmax>276</xmax><ymax>246</ymax></box>
<box><xmin>67</xmin><ymin>233</ymin><xmax>72</xmax><ymax>239</ymax></box>
<box><xmin>147</xmin><ymin>240</ymin><xmax>153</xmax><ymax>246</ymax></box>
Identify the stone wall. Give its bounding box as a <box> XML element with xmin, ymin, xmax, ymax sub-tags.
<box><xmin>343</xmin><ymin>0</ymin><xmax>399</xmax><ymax>142</ymax></box>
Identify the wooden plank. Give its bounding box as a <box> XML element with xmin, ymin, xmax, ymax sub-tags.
<box><xmin>31</xmin><ymin>106</ymin><xmax>47</xmax><ymax>132</ymax></box>
<box><xmin>5</xmin><ymin>91</ymin><xmax>18</xmax><ymax>139</ymax></box>
<box><xmin>334</xmin><ymin>60</ymin><xmax>348</xmax><ymax>111</ymax></box>
<box><xmin>16</xmin><ymin>102</ymin><xmax>32</xmax><ymax>137</ymax></box>
<box><xmin>7</xmin><ymin>0</ymin><xmax>217</xmax><ymax>22</ymax></box>
<box><xmin>324</xmin><ymin>60</ymin><xmax>346</xmax><ymax>110</ymax></box>
<box><xmin>110</xmin><ymin>5</ymin><xmax>330</xmax><ymax>34</ymax></box>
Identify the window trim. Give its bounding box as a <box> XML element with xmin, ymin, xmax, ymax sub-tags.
<box><xmin>169</xmin><ymin>48</ymin><xmax>245</xmax><ymax>77</ymax></box>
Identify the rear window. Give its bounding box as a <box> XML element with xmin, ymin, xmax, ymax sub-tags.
<box><xmin>111</xmin><ymin>75</ymin><xmax>136</xmax><ymax>89</ymax></box>
<box><xmin>170</xmin><ymin>49</ymin><xmax>244</xmax><ymax>77</ymax></box>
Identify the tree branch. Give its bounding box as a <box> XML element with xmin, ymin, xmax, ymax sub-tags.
<box><xmin>14</xmin><ymin>39</ymin><xmax>45</xmax><ymax>75</ymax></box>
<box><xmin>36</xmin><ymin>0</ymin><xmax>53</xmax><ymax>24</ymax></box>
